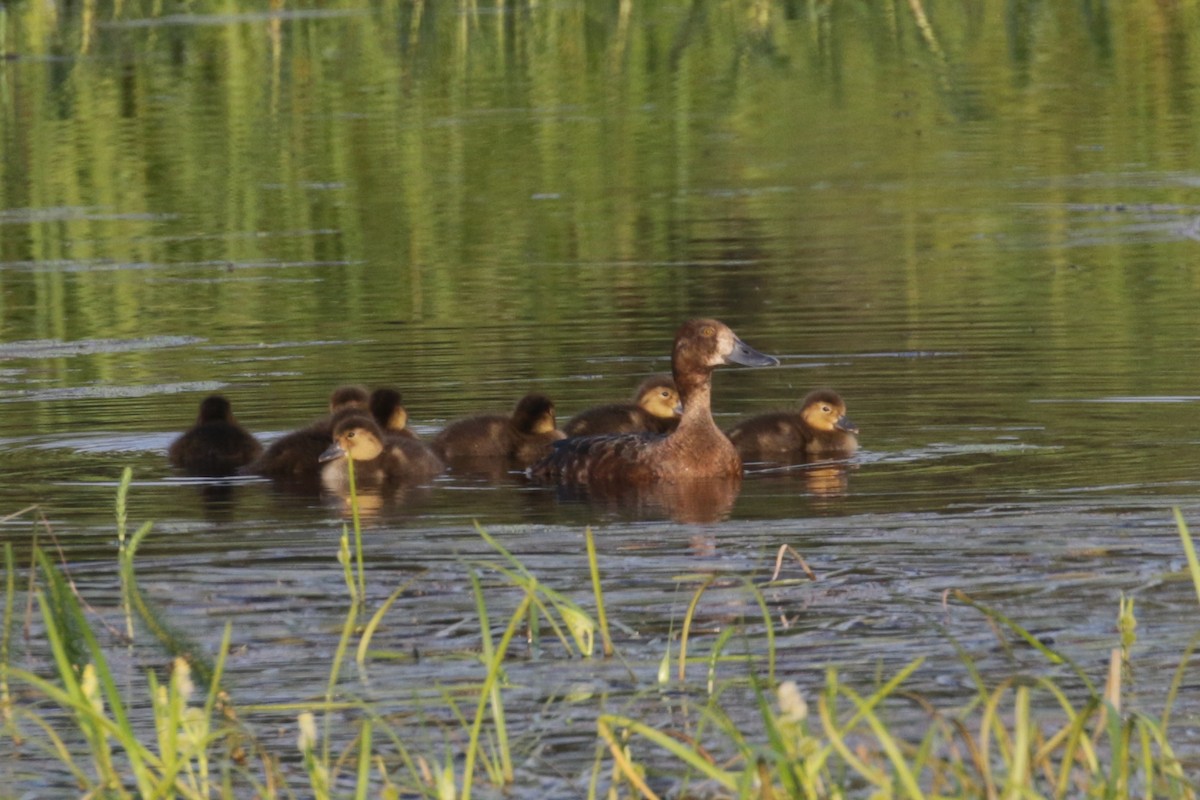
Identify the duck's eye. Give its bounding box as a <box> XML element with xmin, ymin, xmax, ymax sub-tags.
<box><xmin>701</xmin><ymin>326</ymin><xmax>715</xmax><ymax>337</ymax></box>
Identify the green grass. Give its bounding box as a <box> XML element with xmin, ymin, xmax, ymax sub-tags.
<box><xmin>1</xmin><ymin>485</ymin><xmax>1198</xmax><ymax>798</ymax></box>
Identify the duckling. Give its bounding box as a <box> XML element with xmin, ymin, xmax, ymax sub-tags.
<box><xmin>530</xmin><ymin>319</ymin><xmax>778</xmax><ymax>487</ymax></box>
<box><xmin>369</xmin><ymin>387</ymin><xmax>419</xmax><ymax>440</ymax></box>
<box><xmin>727</xmin><ymin>389</ymin><xmax>859</xmax><ymax>460</ymax></box>
<box><xmin>563</xmin><ymin>374</ymin><xmax>681</xmax><ymax>437</ymax></box>
<box><xmin>242</xmin><ymin>385</ymin><xmax>369</xmax><ymax>480</ymax></box>
<box><xmin>318</xmin><ymin>413</ymin><xmax>444</xmax><ymax>493</ymax></box>
<box><xmin>432</xmin><ymin>392</ymin><xmax>566</xmax><ymax>470</ymax></box>
<box><xmin>168</xmin><ymin>394</ymin><xmax>262</xmax><ymax>477</ymax></box>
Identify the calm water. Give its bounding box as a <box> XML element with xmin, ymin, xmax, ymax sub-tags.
<box><xmin>4</xmin><ymin>0</ymin><xmax>1200</xmax><ymax>793</ymax></box>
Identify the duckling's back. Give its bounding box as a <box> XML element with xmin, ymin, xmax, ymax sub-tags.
<box><xmin>169</xmin><ymin>421</ymin><xmax>262</xmax><ymax>477</ymax></box>
<box><xmin>726</xmin><ymin>413</ymin><xmax>808</xmax><ymax>459</ymax></box>
<box><xmin>564</xmin><ymin>404</ymin><xmax>678</xmax><ymax>437</ymax></box>
<box><xmin>431</xmin><ymin>415</ymin><xmax>510</xmax><ymax>461</ymax></box>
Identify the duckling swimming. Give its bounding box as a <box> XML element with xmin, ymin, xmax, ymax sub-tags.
<box><xmin>369</xmin><ymin>387</ymin><xmax>419</xmax><ymax>440</ymax></box>
<box><xmin>727</xmin><ymin>389</ymin><xmax>859</xmax><ymax>460</ymax></box>
<box><xmin>168</xmin><ymin>394</ymin><xmax>262</xmax><ymax>477</ymax></box>
<box><xmin>531</xmin><ymin>319</ymin><xmax>778</xmax><ymax>487</ymax></box>
<box><xmin>563</xmin><ymin>374</ymin><xmax>681</xmax><ymax>437</ymax></box>
<box><xmin>432</xmin><ymin>392</ymin><xmax>566</xmax><ymax>470</ymax></box>
<box><xmin>243</xmin><ymin>385</ymin><xmax>369</xmax><ymax>480</ymax></box>
<box><xmin>318</xmin><ymin>413</ymin><xmax>444</xmax><ymax>493</ymax></box>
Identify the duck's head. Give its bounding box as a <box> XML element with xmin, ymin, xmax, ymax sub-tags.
<box><xmin>800</xmin><ymin>389</ymin><xmax>858</xmax><ymax>434</ymax></box>
<box><xmin>197</xmin><ymin>394</ymin><xmax>235</xmax><ymax>424</ymax></box>
<box><xmin>511</xmin><ymin>393</ymin><xmax>558</xmax><ymax>435</ymax></box>
<box><xmin>320</xmin><ymin>414</ymin><xmax>386</xmax><ymax>463</ymax></box>
<box><xmin>328</xmin><ymin>385</ymin><xmax>370</xmax><ymax>413</ymax></box>
<box><xmin>673</xmin><ymin>318</ymin><xmax>779</xmax><ymax>373</ymax></box>
<box><xmin>369</xmin><ymin>387</ymin><xmax>409</xmax><ymax>432</ymax></box>
<box><xmin>632</xmin><ymin>374</ymin><xmax>682</xmax><ymax>419</ymax></box>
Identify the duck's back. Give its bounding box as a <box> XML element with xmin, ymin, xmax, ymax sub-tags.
<box><xmin>531</xmin><ymin>433</ymin><xmax>663</xmax><ymax>486</ymax></box>
<box><xmin>727</xmin><ymin>412</ymin><xmax>807</xmax><ymax>458</ymax></box>
<box><xmin>169</xmin><ymin>421</ymin><xmax>262</xmax><ymax>476</ymax></box>
<box><xmin>246</xmin><ymin>422</ymin><xmax>332</xmax><ymax>478</ymax></box>
<box><xmin>431</xmin><ymin>416</ymin><xmax>509</xmax><ymax>460</ymax></box>
<box><xmin>564</xmin><ymin>404</ymin><xmax>678</xmax><ymax>437</ymax></box>
<box><xmin>386</xmin><ymin>434</ymin><xmax>445</xmax><ymax>480</ymax></box>
<box><xmin>536</xmin><ymin>425</ymin><xmax>743</xmax><ymax>483</ymax></box>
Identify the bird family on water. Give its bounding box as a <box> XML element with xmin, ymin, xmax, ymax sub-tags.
<box><xmin>168</xmin><ymin>319</ymin><xmax>859</xmax><ymax>499</ymax></box>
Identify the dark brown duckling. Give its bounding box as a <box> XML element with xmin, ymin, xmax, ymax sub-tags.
<box><xmin>168</xmin><ymin>394</ymin><xmax>262</xmax><ymax>477</ymax></box>
<box><xmin>727</xmin><ymin>389</ymin><xmax>859</xmax><ymax>460</ymax></box>
<box><xmin>318</xmin><ymin>413</ymin><xmax>444</xmax><ymax>493</ymax></box>
<box><xmin>563</xmin><ymin>374</ymin><xmax>682</xmax><ymax>437</ymax></box>
<box><xmin>242</xmin><ymin>385</ymin><xmax>369</xmax><ymax>480</ymax></box>
<box><xmin>370</xmin><ymin>387</ymin><xmax>419</xmax><ymax>440</ymax></box>
<box><xmin>531</xmin><ymin>319</ymin><xmax>778</xmax><ymax>487</ymax></box>
<box><xmin>432</xmin><ymin>392</ymin><xmax>566</xmax><ymax>470</ymax></box>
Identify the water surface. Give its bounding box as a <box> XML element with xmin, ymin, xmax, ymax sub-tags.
<box><xmin>4</xmin><ymin>0</ymin><xmax>1200</xmax><ymax>792</ymax></box>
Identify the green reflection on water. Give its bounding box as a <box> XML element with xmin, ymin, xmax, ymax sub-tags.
<box><xmin>1</xmin><ymin>0</ymin><xmax>1199</xmax><ymax>498</ymax></box>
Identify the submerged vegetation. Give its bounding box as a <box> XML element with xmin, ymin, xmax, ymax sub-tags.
<box><xmin>1</xmin><ymin>471</ymin><xmax>1197</xmax><ymax>797</ymax></box>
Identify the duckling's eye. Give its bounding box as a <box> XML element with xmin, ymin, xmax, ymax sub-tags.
<box><xmin>346</xmin><ymin>431</ymin><xmax>356</xmax><ymax>439</ymax></box>
<box><xmin>822</xmin><ymin>405</ymin><xmax>832</xmax><ymax>413</ymax></box>
<box><xmin>659</xmin><ymin>390</ymin><xmax>670</xmax><ymax>398</ymax></box>
<box><xmin>701</xmin><ymin>326</ymin><xmax>715</xmax><ymax>337</ymax></box>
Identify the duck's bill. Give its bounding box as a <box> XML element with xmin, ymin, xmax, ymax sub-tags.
<box><xmin>727</xmin><ymin>337</ymin><xmax>780</xmax><ymax>367</ymax></box>
<box><xmin>318</xmin><ymin>443</ymin><xmax>347</xmax><ymax>463</ymax></box>
<box><xmin>836</xmin><ymin>416</ymin><xmax>859</xmax><ymax>434</ymax></box>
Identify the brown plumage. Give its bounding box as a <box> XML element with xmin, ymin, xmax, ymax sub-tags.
<box><xmin>530</xmin><ymin>319</ymin><xmax>778</xmax><ymax>487</ymax></box>
<box><xmin>242</xmin><ymin>385</ymin><xmax>369</xmax><ymax>480</ymax></box>
<box><xmin>727</xmin><ymin>389</ymin><xmax>859</xmax><ymax>461</ymax></box>
<box><xmin>563</xmin><ymin>374</ymin><xmax>681</xmax><ymax>437</ymax></box>
<box><xmin>432</xmin><ymin>393</ymin><xmax>566</xmax><ymax>470</ymax></box>
<box><xmin>168</xmin><ymin>394</ymin><xmax>262</xmax><ymax>477</ymax></box>
<box><xmin>318</xmin><ymin>413</ymin><xmax>444</xmax><ymax>493</ymax></box>
<box><xmin>370</xmin><ymin>387</ymin><xmax>419</xmax><ymax>440</ymax></box>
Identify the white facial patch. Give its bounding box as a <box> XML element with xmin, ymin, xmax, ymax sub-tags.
<box><xmin>712</xmin><ymin>327</ymin><xmax>736</xmax><ymax>365</ymax></box>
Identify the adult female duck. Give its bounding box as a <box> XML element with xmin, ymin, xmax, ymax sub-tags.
<box><xmin>531</xmin><ymin>319</ymin><xmax>778</xmax><ymax>487</ymax></box>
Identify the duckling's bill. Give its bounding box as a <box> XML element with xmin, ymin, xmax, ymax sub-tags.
<box><xmin>319</xmin><ymin>442</ymin><xmax>347</xmax><ymax>463</ymax></box>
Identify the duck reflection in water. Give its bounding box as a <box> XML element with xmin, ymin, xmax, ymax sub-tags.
<box><xmin>531</xmin><ymin>319</ymin><xmax>778</xmax><ymax>522</ymax></box>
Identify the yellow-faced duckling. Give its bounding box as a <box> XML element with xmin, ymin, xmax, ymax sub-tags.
<box><xmin>727</xmin><ymin>389</ymin><xmax>859</xmax><ymax>460</ymax></box>
<box><xmin>432</xmin><ymin>392</ymin><xmax>566</xmax><ymax>470</ymax></box>
<box><xmin>168</xmin><ymin>394</ymin><xmax>262</xmax><ymax>477</ymax></box>
<box><xmin>242</xmin><ymin>385</ymin><xmax>369</xmax><ymax>480</ymax></box>
<box><xmin>531</xmin><ymin>319</ymin><xmax>778</xmax><ymax>487</ymax></box>
<box><xmin>563</xmin><ymin>374</ymin><xmax>681</xmax><ymax>437</ymax></box>
<box><xmin>318</xmin><ymin>413</ymin><xmax>444</xmax><ymax>494</ymax></box>
<box><xmin>369</xmin><ymin>387</ymin><xmax>419</xmax><ymax>439</ymax></box>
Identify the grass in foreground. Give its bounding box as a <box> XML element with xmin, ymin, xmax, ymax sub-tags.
<box><xmin>0</xmin><ymin>471</ymin><xmax>1197</xmax><ymax>797</ymax></box>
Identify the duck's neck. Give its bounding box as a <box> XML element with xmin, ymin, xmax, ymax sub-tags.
<box><xmin>673</xmin><ymin>366</ymin><xmax>719</xmax><ymax>435</ymax></box>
